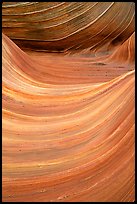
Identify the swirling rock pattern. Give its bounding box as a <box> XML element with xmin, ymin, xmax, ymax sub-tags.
<box><xmin>2</xmin><ymin>2</ymin><xmax>135</xmax><ymax>52</ymax></box>
<box><xmin>2</xmin><ymin>2</ymin><xmax>135</xmax><ymax>202</ymax></box>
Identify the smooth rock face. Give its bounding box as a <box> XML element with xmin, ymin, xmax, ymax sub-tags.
<box><xmin>2</xmin><ymin>2</ymin><xmax>135</xmax><ymax>202</ymax></box>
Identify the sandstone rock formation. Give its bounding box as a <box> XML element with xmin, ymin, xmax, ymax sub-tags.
<box><xmin>2</xmin><ymin>2</ymin><xmax>135</xmax><ymax>202</ymax></box>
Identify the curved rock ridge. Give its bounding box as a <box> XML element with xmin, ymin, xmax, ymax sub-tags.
<box><xmin>2</xmin><ymin>2</ymin><xmax>135</xmax><ymax>202</ymax></box>
<box><xmin>2</xmin><ymin>2</ymin><xmax>135</xmax><ymax>52</ymax></box>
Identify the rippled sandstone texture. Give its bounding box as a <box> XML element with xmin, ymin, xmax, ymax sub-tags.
<box><xmin>2</xmin><ymin>2</ymin><xmax>135</xmax><ymax>202</ymax></box>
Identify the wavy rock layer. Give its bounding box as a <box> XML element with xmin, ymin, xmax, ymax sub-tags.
<box><xmin>2</xmin><ymin>2</ymin><xmax>135</xmax><ymax>52</ymax></box>
<box><xmin>2</xmin><ymin>2</ymin><xmax>135</xmax><ymax>202</ymax></box>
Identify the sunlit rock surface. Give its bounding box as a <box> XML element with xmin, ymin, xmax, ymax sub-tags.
<box><xmin>2</xmin><ymin>2</ymin><xmax>135</xmax><ymax>202</ymax></box>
